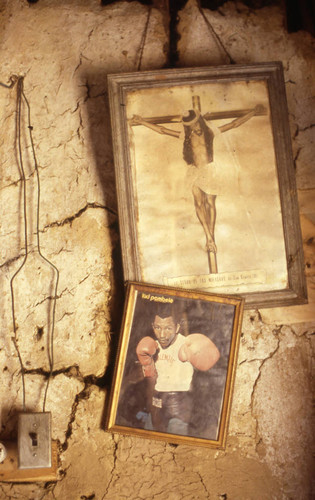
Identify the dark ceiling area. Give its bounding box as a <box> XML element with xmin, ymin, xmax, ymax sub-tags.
<box><xmin>26</xmin><ymin>0</ymin><xmax>315</xmax><ymax>36</ymax></box>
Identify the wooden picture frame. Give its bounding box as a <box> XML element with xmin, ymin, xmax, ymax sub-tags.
<box><xmin>108</xmin><ymin>62</ymin><xmax>307</xmax><ymax>309</ymax></box>
<box><xmin>107</xmin><ymin>282</ymin><xmax>244</xmax><ymax>449</ymax></box>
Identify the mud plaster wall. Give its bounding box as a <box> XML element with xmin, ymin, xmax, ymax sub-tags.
<box><xmin>0</xmin><ymin>0</ymin><xmax>314</xmax><ymax>498</ymax></box>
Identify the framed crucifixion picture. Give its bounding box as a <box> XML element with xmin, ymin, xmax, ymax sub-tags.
<box><xmin>108</xmin><ymin>62</ymin><xmax>307</xmax><ymax>309</ymax></box>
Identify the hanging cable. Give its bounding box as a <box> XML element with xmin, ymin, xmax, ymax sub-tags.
<box><xmin>9</xmin><ymin>77</ymin><xmax>28</xmax><ymax>412</ymax></box>
<box><xmin>7</xmin><ymin>76</ymin><xmax>59</xmax><ymax>413</ymax></box>
<box><xmin>22</xmin><ymin>86</ymin><xmax>60</xmax><ymax>412</ymax></box>
<box><xmin>198</xmin><ymin>5</ymin><xmax>235</xmax><ymax>65</ymax></box>
<box><xmin>0</xmin><ymin>75</ymin><xmax>18</xmax><ymax>89</ymax></box>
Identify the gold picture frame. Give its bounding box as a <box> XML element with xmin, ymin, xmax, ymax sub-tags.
<box><xmin>107</xmin><ymin>282</ymin><xmax>244</xmax><ymax>449</ymax></box>
<box><xmin>108</xmin><ymin>62</ymin><xmax>307</xmax><ymax>309</ymax></box>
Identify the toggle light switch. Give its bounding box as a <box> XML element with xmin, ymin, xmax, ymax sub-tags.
<box><xmin>18</xmin><ymin>412</ymin><xmax>51</xmax><ymax>469</ymax></box>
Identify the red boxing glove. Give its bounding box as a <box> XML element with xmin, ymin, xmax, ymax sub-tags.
<box><xmin>178</xmin><ymin>333</ymin><xmax>220</xmax><ymax>371</ymax></box>
<box><xmin>136</xmin><ymin>336</ymin><xmax>158</xmax><ymax>378</ymax></box>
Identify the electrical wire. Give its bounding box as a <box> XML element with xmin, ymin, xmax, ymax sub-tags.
<box><xmin>7</xmin><ymin>76</ymin><xmax>59</xmax><ymax>413</ymax></box>
<box><xmin>0</xmin><ymin>75</ymin><xmax>18</xmax><ymax>89</ymax></box>
<box><xmin>22</xmin><ymin>86</ymin><xmax>59</xmax><ymax>412</ymax></box>
<box><xmin>9</xmin><ymin>77</ymin><xmax>28</xmax><ymax>412</ymax></box>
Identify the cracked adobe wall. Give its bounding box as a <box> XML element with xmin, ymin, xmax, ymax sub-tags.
<box><xmin>0</xmin><ymin>0</ymin><xmax>314</xmax><ymax>499</ymax></box>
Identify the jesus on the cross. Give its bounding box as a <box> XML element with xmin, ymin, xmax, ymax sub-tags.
<box><xmin>130</xmin><ymin>96</ymin><xmax>266</xmax><ymax>274</ymax></box>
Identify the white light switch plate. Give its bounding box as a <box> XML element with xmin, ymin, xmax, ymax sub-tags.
<box><xmin>18</xmin><ymin>412</ymin><xmax>51</xmax><ymax>469</ymax></box>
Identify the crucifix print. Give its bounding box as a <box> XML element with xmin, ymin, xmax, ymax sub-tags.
<box><xmin>129</xmin><ymin>96</ymin><xmax>266</xmax><ymax>274</ymax></box>
<box><xmin>109</xmin><ymin>66</ymin><xmax>300</xmax><ymax>305</ymax></box>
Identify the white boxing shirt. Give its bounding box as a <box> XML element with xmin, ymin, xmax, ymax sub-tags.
<box><xmin>155</xmin><ymin>334</ymin><xmax>194</xmax><ymax>393</ymax></box>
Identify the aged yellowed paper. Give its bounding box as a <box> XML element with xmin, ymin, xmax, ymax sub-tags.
<box><xmin>126</xmin><ymin>80</ymin><xmax>287</xmax><ymax>295</ymax></box>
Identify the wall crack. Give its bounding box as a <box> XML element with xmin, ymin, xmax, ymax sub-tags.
<box><xmin>101</xmin><ymin>434</ymin><xmax>119</xmax><ymax>499</ymax></box>
<box><xmin>42</xmin><ymin>202</ymin><xmax>117</xmax><ymax>232</ymax></box>
<box><xmin>250</xmin><ymin>328</ymin><xmax>282</xmax><ymax>450</ymax></box>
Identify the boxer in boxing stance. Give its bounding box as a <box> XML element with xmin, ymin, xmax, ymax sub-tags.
<box><xmin>136</xmin><ymin>305</ymin><xmax>220</xmax><ymax>436</ymax></box>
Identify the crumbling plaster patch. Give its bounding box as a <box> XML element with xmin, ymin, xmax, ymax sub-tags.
<box><xmin>0</xmin><ymin>0</ymin><xmax>314</xmax><ymax>499</ymax></box>
<box><xmin>253</xmin><ymin>327</ymin><xmax>314</xmax><ymax>497</ymax></box>
<box><xmin>228</xmin><ymin>311</ymin><xmax>280</xmax><ymax>455</ymax></box>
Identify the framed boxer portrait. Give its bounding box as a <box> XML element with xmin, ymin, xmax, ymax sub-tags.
<box><xmin>106</xmin><ymin>282</ymin><xmax>244</xmax><ymax>448</ymax></box>
<box><xmin>108</xmin><ymin>62</ymin><xmax>307</xmax><ymax>309</ymax></box>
